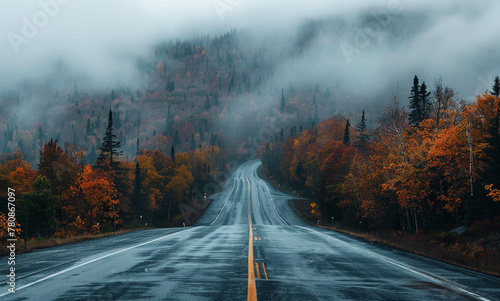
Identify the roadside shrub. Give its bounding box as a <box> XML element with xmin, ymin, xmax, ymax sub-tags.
<box><xmin>441</xmin><ymin>231</ymin><xmax>459</xmax><ymax>243</ymax></box>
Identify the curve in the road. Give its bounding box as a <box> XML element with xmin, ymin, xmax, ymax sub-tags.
<box><xmin>1</xmin><ymin>160</ymin><xmax>499</xmax><ymax>301</ymax></box>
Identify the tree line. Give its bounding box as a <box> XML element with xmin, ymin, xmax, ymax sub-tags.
<box><xmin>0</xmin><ymin>110</ymin><xmax>226</xmax><ymax>239</ymax></box>
<box><xmin>262</xmin><ymin>76</ymin><xmax>500</xmax><ymax>232</ymax></box>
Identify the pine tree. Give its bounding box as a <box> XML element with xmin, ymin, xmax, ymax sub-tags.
<box><xmin>205</xmin><ymin>95</ymin><xmax>210</xmax><ymax>110</ymax></box>
<box><xmin>323</xmin><ymin>87</ymin><xmax>332</xmax><ymax>99</ymax></box>
<box><xmin>190</xmin><ymin>134</ymin><xmax>196</xmax><ymax>151</ymax></box>
<box><xmin>114</xmin><ymin>111</ymin><xmax>122</xmax><ymax>130</ymax></box>
<box><xmin>38</xmin><ymin>138</ymin><xmax>65</xmax><ymax>194</ymax></box>
<box><xmin>173</xmin><ymin>130</ymin><xmax>181</xmax><ymax>146</ymax></box>
<box><xmin>136</xmin><ymin>113</ymin><xmax>141</xmax><ymax>134</ymax></box>
<box><xmin>38</xmin><ymin>126</ymin><xmax>43</xmax><ymax>147</ymax></box>
<box><xmin>314</xmin><ymin>105</ymin><xmax>319</xmax><ymax>124</ymax></box>
<box><xmin>95</xmin><ymin>111</ymin><xmax>128</xmax><ymax>214</ymax></box>
<box><xmin>280</xmin><ymin>88</ymin><xmax>286</xmax><ymax>113</ymax></box>
<box><xmin>214</xmin><ymin>93</ymin><xmax>219</xmax><ymax>107</ymax></box>
<box><xmin>408</xmin><ymin>75</ymin><xmax>422</xmax><ymax>126</ymax></box>
<box><xmin>343</xmin><ymin>119</ymin><xmax>351</xmax><ymax>145</ymax></box>
<box><xmin>491</xmin><ymin>75</ymin><xmax>500</xmax><ymax>97</ymax></box>
<box><xmin>132</xmin><ymin>162</ymin><xmax>145</xmax><ymax>215</ymax></box>
<box><xmin>170</xmin><ymin>145</ymin><xmax>176</xmax><ymax>163</ymax></box>
<box><xmin>96</xmin><ymin>110</ymin><xmax>123</xmax><ymax>170</ymax></box>
<box><xmin>420</xmin><ymin>81</ymin><xmax>431</xmax><ymax>120</ymax></box>
<box><xmin>356</xmin><ymin>110</ymin><xmax>369</xmax><ymax>150</ymax></box>
<box><xmin>20</xmin><ymin>176</ymin><xmax>59</xmax><ymax>237</ymax></box>
<box><xmin>481</xmin><ymin>98</ymin><xmax>500</xmax><ymax>219</ymax></box>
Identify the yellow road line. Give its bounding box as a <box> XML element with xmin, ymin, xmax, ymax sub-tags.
<box><xmin>262</xmin><ymin>263</ymin><xmax>269</xmax><ymax>281</ymax></box>
<box><xmin>247</xmin><ymin>178</ymin><xmax>257</xmax><ymax>301</ymax></box>
<box><xmin>255</xmin><ymin>262</ymin><xmax>261</xmax><ymax>279</ymax></box>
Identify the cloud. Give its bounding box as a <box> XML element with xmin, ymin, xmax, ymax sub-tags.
<box><xmin>0</xmin><ymin>0</ymin><xmax>498</xmax><ymax>100</ymax></box>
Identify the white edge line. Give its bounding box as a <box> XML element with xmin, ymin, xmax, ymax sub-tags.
<box><xmin>1</xmin><ymin>229</ymin><xmax>187</xmax><ymax>297</ymax></box>
<box><xmin>303</xmin><ymin>227</ymin><xmax>492</xmax><ymax>301</ymax></box>
<box><xmin>210</xmin><ymin>177</ymin><xmax>237</xmax><ymax>225</ymax></box>
<box><xmin>263</xmin><ymin>182</ymin><xmax>289</xmax><ymax>226</ymax></box>
<box><xmin>254</xmin><ymin>162</ymin><xmax>289</xmax><ymax>226</ymax></box>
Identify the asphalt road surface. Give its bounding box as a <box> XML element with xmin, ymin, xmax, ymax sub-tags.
<box><xmin>1</xmin><ymin>160</ymin><xmax>499</xmax><ymax>300</ymax></box>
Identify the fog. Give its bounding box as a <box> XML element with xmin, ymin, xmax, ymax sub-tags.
<box><xmin>1</xmin><ymin>0</ymin><xmax>499</xmax><ymax>99</ymax></box>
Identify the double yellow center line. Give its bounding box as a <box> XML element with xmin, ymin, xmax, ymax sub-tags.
<box><xmin>247</xmin><ymin>178</ymin><xmax>257</xmax><ymax>301</ymax></box>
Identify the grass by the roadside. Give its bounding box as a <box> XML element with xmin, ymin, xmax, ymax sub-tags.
<box><xmin>1</xmin><ymin>197</ymin><xmax>213</xmax><ymax>257</ymax></box>
<box><xmin>289</xmin><ymin>200</ymin><xmax>500</xmax><ymax>278</ymax></box>
<box><xmin>1</xmin><ymin>229</ymin><xmax>141</xmax><ymax>256</ymax></box>
<box><xmin>324</xmin><ymin>225</ymin><xmax>500</xmax><ymax>277</ymax></box>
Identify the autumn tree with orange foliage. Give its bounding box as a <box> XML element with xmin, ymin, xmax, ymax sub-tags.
<box><xmin>62</xmin><ymin>165</ymin><xmax>120</xmax><ymax>235</ymax></box>
<box><xmin>263</xmin><ymin>77</ymin><xmax>500</xmax><ymax>232</ymax></box>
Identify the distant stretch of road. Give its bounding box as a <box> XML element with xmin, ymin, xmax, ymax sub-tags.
<box><xmin>1</xmin><ymin>160</ymin><xmax>499</xmax><ymax>300</ymax></box>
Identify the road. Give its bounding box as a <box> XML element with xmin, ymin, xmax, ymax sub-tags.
<box><xmin>1</xmin><ymin>160</ymin><xmax>499</xmax><ymax>300</ymax></box>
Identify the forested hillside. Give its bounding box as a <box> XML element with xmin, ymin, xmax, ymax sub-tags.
<box><xmin>263</xmin><ymin>76</ymin><xmax>500</xmax><ymax>233</ymax></box>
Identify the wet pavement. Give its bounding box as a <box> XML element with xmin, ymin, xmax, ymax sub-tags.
<box><xmin>1</xmin><ymin>160</ymin><xmax>499</xmax><ymax>300</ymax></box>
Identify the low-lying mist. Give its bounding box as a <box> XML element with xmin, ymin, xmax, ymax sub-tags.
<box><xmin>1</xmin><ymin>0</ymin><xmax>498</xmax><ymax>100</ymax></box>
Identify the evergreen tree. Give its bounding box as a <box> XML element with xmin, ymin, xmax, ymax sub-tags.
<box><xmin>214</xmin><ymin>93</ymin><xmax>219</xmax><ymax>107</ymax></box>
<box><xmin>166</xmin><ymin>79</ymin><xmax>175</xmax><ymax>92</ymax></box>
<box><xmin>170</xmin><ymin>145</ymin><xmax>175</xmax><ymax>163</ymax></box>
<box><xmin>20</xmin><ymin>176</ymin><xmax>59</xmax><ymax>238</ymax></box>
<box><xmin>136</xmin><ymin>113</ymin><xmax>141</xmax><ymax>134</ymax></box>
<box><xmin>408</xmin><ymin>75</ymin><xmax>422</xmax><ymax>126</ymax></box>
<box><xmin>313</xmin><ymin>105</ymin><xmax>319</xmax><ymax>124</ymax></box>
<box><xmin>190</xmin><ymin>134</ymin><xmax>196</xmax><ymax>151</ymax></box>
<box><xmin>96</xmin><ymin>110</ymin><xmax>122</xmax><ymax>169</ymax></box>
<box><xmin>38</xmin><ymin>126</ymin><xmax>43</xmax><ymax>144</ymax></box>
<box><xmin>210</xmin><ymin>133</ymin><xmax>218</xmax><ymax>146</ymax></box>
<box><xmin>323</xmin><ymin>87</ymin><xmax>332</xmax><ymax>99</ymax></box>
<box><xmin>86</xmin><ymin>119</ymin><xmax>91</xmax><ymax>135</ymax></box>
<box><xmin>420</xmin><ymin>81</ymin><xmax>431</xmax><ymax>120</ymax></box>
<box><xmin>132</xmin><ymin>162</ymin><xmax>145</xmax><ymax>215</ymax></box>
<box><xmin>205</xmin><ymin>95</ymin><xmax>210</xmax><ymax>110</ymax></box>
<box><xmin>114</xmin><ymin>111</ymin><xmax>122</xmax><ymax>130</ymax></box>
<box><xmin>480</xmin><ymin>99</ymin><xmax>500</xmax><ymax>219</ymax></box>
<box><xmin>96</xmin><ymin>111</ymin><xmax>129</xmax><ymax>216</ymax></box>
<box><xmin>491</xmin><ymin>75</ymin><xmax>500</xmax><ymax>97</ymax></box>
<box><xmin>280</xmin><ymin>88</ymin><xmax>286</xmax><ymax>113</ymax></box>
<box><xmin>173</xmin><ymin>130</ymin><xmax>181</xmax><ymax>146</ymax></box>
<box><xmin>38</xmin><ymin>139</ymin><xmax>67</xmax><ymax>195</ymax></box>
<box><xmin>343</xmin><ymin>119</ymin><xmax>351</xmax><ymax>145</ymax></box>
<box><xmin>356</xmin><ymin>110</ymin><xmax>369</xmax><ymax>150</ymax></box>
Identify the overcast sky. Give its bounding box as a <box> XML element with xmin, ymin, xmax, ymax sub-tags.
<box><xmin>1</xmin><ymin>0</ymin><xmax>499</xmax><ymax>99</ymax></box>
